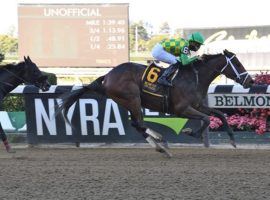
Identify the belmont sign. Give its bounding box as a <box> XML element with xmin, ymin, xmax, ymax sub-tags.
<box><xmin>208</xmin><ymin>94</ymin><xmax>270</xmax><ymax>108</ymax></box>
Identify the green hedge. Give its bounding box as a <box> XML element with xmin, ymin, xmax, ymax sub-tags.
<box><xmin>1</xmin><ymin>95</ymin><xmax>24</xmax><ymax>111</ymax></box>
<box><xmin>42</xmin><ymin>71</ymin><xmax>57</xmax><ymax>85</ymax></box>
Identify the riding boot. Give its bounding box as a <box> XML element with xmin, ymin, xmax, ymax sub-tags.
<box><xmin>157</xmin><ymin>63</ymin><xmax>179</xmax><ymax>87</ymax></box>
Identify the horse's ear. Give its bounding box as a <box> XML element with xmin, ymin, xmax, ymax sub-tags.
<box><xmin>223</xmin><ymin>49</ymin><xmax>228</xmax><ymax>55</ymax></box>
<box><xmin>27</xmin><ymin>56</ymin><xmax>32</xmax><ymax>63</ymax></box>
<box><xmin>24</xmin><ymin>56</ymin><xmax>28</xmax><ymax>63</ymax></box>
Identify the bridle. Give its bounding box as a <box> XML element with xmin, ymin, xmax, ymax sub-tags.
<box><xmin>3</xmin><ymin>67</ymin><xmax>30</xmax><ymax>84</ymax></box>
<box><xmin>220</xmin><ymin>55</ymin><xmax>249</xmax><ymax>85</ymax></box>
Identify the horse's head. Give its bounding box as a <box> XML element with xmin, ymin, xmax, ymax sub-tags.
<box><xmin>23</xmin><ymin>56</ymin><xmax>50</xmax><ymax>91</ymax></box>
<box><xmin>220</xmin><ymin>49</ymin><xmax>254</xmax><ymax>88</ymax></box>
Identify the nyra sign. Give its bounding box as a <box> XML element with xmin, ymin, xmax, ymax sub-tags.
<box><xmin>23</xmin><ymin>91</ymin><xmax>196</xmax><ymax>144</ymax></box>
<box><xmin>25</xmin><ymin>95</ymin><xmax>138</xmax><ymax>144</ymax></box>
<box><xmin>34</xmin><ymin>98</ymin><xmax>126</xmax><ymax>136</ymax></box>
<box><xmin>208</xmin><ymin>94</ymin><xmax>270</xmax><ymax>108</ymax></box>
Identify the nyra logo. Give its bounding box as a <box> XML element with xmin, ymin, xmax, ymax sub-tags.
<box><xmin>34</xmin><ymin>98</ymin><xmax>126</xmax><ymax>136</ymax></box>
<box><xmin>142</xmin><ymin>110</ymin><xmax>187</xmax><ymax>135</ymax></box>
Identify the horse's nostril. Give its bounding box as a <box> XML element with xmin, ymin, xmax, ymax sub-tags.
<box><xmin>248</xmin><ymin>80</ymin><xmax>255</xmax><ymax>86</ymax></box>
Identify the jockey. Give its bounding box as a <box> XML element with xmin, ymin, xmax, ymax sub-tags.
<box><xmin>152</xmin><ymin>32</ymin><xmax>205</xmax><ymax>87</ymax></box>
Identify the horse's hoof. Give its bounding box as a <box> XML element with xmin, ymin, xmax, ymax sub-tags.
<box><xmin>147</xmin><ymin>136</ymin><xmax>172</xmax><ymax>158</ymax></box>
<box><xmin>203</xmin><ymin>141</ymin><xmax>210</xmax><ymax>148</ymax></box>
<box><xmin>6</xmin><ymin>147</ymin><xmax>16</xmax><ymax>153</ymax></box>
<box><xmin>162</xmin><ymin>149</ymin><xmax>172</xmax><ymax>158</ymax></box>
<box><xmin>182</xmin><ymin>128</ymin><xmax>202</xmax><ymax>140</ymax></box>
<box><xmin>155</xmin><ymin>142</ymin><xmax>172</xmax><ymax>158</ymax></box>
<box><xmin>163</xmin><ymin>150</ymin><xmax>172</xmax><ymax>158</ymax></box>
<box><xmin>161</xmin><ymin>140</ymin><xmax>169</xmax><ymax>149</ymax></box>
<box><xmin>230</xmin><ymin>140</ymin><xmax>237</xmax><ymax>148</ymax></box>
<box><xmin>182</xmin><ymin>128</ymin><xmax>193</xmax><ymax>134</ymax></box>
<box><xmin>156</xmin><ymin>148</ymin><xmax>172</xmax><ymax>158</ymax></box>
<box><xmin>5</xmin><ymin>144</ymin><xmax>16</xmax><ymax>153</ymax></box>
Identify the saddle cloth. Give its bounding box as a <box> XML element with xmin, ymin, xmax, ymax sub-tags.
<box><xmin>141</xmin><ymin>62</ymin><xmax>177</xmax><ymax>97</ymax></box>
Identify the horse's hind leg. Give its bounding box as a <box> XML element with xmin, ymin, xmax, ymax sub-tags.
<box><xmin>118</xmin><ymin>97</ymin><xmax>150</xmax><ymax>139</ymax></box>
<box><xmin>0</xmin><ymin>123</ymin><xmax>15</xmax><ymax>153</ymax></box>
<box><xmin>130</xmin><ymin>113</ymin><xmax>163</xmax><ymax>142</ymax></box>
<box><xmin>129</xmin><ymin>108</ymin><xmax>171</xmax><ymax>158</ymax></box>
<box><xmin>112</xmin><ymin>95</ymin><xmax>171</xmax><ymax>157</ymax></box>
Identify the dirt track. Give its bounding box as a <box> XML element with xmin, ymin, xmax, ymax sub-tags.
<box><xmin>0</xmin><ymin>147</ymin><xmax>270</xmax><ymax>200</ymax></box>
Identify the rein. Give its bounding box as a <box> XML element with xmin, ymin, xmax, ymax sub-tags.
<box><xmin>3</xmin><ymin>67</ymin><xmax>29</xmax><ymax>84</ymax></box>
<box><xmin>0</xmin><ymin>65</ymin><xmax>30</xmax><ymax>94</ymax></box>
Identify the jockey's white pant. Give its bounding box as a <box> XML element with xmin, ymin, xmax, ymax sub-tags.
<box><xmin>151</xmin><ymin>43</ymin><xmax>178</xmax><ymax>65</ymax></box>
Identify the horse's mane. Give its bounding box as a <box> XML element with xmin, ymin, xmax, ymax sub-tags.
<box><xmin>201</xmin><ymin>53</ymin><xmax>223</xmax><ymax>63</ymax></box>
<box><xmin>0</xmin><ymin>62</ymin><xmax>24</xmax><ymax>70</ymax></box>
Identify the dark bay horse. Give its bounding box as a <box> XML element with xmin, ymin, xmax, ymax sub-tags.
<box><xmin>59</xmin><ymin>50</ymin><xmax>254</xmax><ymax>157</ymax></box>
<box><xmin>0</xmin><ymin>56</ymin><xmax>50</xmax><ymax>152</ymax></box>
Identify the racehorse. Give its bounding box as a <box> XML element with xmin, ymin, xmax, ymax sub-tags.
<box><xmin>58</xmin><ymin>50</ymin><xmax>254</xmax><ymax>157</ymax></box>
<box><xmin>0</xmin><ymin>56</ymin><xmax>50</xmax><ymax>153</ymax></box>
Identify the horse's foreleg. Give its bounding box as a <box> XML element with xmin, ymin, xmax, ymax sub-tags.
<box><xmin>180</xmin><ymin>106</ymin><xmax>210</xmax><ymax>140</ymax></box>
<box><xmin>0</xmin><ymin>123</ymin><xmax>15</xmax><ymax>153</ymax></box>
<box><xmin>116</xmin><ymin>96</ymin><xmax>159</xmax><ymax>139</ymax></box>
<box><xmin>198</xmin><ymin>105</ymin><xmax>236</xmax><ymax>148</ymax></box>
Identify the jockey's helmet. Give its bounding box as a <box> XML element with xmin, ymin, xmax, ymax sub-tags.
<box><xmin>188</xmin><ymin>32</ymin><xmax>205</xmax><ymax>45</ymax></box>
<box><xmin>188</xmin><ymin>32</ymin><xmax>205</xmax><ymax>51</ymax></box>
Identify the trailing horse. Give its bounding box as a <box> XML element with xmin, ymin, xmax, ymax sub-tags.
<box><xmin>58</xmin><ymin>50</ymin><xmax>254</xmax><ymax>157</ymax></box>
<box><xmin>0</xmin><ymin>56</ymin><xmax>50</xmax><ymax>152</ymax></box>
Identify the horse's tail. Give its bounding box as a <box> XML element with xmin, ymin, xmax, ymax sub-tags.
<box><xmin>84</xmin><ymin>75</ymin><xmax>106</xmax><ymax>95</ymax></box>
<box><xmin>57</xmin><ymin>76</ymin><xmax>105</xmax><ymax>124</ymax></box>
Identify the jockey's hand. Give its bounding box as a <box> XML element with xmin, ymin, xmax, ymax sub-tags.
<box><xmin>193</xmin><ymin>56</ymin><xmax>204</xmax><ymax>63</ymax></box>
<box><xmin>189</xmin><ymin>56</ymin><xmax>198</xmax><ymax>63</ymax></box>
<box><xmin>196</xmin><ymin>55</ymin><xmax>202</xmax><ymax>60</ymax></box>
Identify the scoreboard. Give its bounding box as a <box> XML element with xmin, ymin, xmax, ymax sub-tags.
<box><xmin>18</xmin><ymin>4</ymin><xmax>129</xmax><ymax>67</ymax></box>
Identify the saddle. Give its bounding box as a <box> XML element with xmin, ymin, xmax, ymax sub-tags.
<box><xmin>141</xmin><ymin>62</ymin><xmax>178</xmax><ymax>112</ymax></box>
<box><xmin>142</xmin><ymin>62</ymin><xmax>178</xmax><ymax>95</ymax></box>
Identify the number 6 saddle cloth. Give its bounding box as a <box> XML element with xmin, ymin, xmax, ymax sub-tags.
<box><xmin>141</xmin><ymin>62</ymin><xmax>178</xmax><ymax>97</ymax></box>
